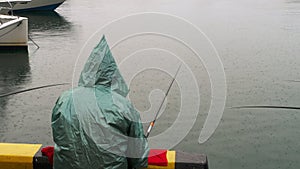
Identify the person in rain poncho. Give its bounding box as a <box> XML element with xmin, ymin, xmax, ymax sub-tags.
<box><xmin>51</xmin><ymin>36</ymin><xmax>149</xmax><ymax>169</ymax></box>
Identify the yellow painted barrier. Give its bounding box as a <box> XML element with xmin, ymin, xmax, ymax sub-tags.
<box><xmin>0</xmin><ymin>143</ymin><xmax>42</xmax><ymax>169</ymax></box>
<box><xmin>0</xmin><ymin>144</ymin><xmax>208</xmax><ymax>169</ymax></box>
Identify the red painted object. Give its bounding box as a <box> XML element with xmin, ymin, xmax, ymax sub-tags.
<box><xmin>41</xmin><ymin>146</ymin><xmax>54</xmax><ymax>165</ymax></box>
<box><xmin>148</xmin><ymin>149</ymin><xmax>168</xmax><ymax>166</ymax></box>
<box><xmin>41</xmin><ymin>147</ymin><xmax>168</xmax><ymax>167</ymax></box>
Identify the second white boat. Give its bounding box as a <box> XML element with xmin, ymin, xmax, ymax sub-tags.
<box><xmin>12</xmin><ymin>0</ymin><xmax>66</xmax><ymax>12</ymax></box>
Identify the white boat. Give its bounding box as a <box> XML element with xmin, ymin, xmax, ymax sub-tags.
<box><xmin>12</xmin><ymin>0</ymin><xmax>66</xmax><ymax>12</ymax></box>
<box><xmin>0</xmin><ymin>14</ymin><xmax>28</xmax><ymax>49</ymax></box>
<box><xmin>0</xmin><ymin>0</ymin><xmax>29</xmax><ymax>49</ymax></box>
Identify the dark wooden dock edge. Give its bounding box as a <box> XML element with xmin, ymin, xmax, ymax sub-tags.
<box><xmin>33</xmin><ymin>147</ymin><xmax>209</xmax><ymax>169</ymax></box>
<box><xmin>175</xmin><ymin>151</ymin><xmax>209</xmax><ymax>169</ymax></box>
<box><xmin>33</xmin><ymin>146</ymin><xmax>52</xmax><ymax>169</ymax></box>
<box><xmin>0</xmin><ymin>46</ymin><xmax>28</xmax><ymax>51</ymax></box>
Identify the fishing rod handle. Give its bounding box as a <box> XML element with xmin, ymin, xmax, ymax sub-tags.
<box><xmin>146</xmin><ymin>121</ymin><xmax>154</xmax><ymax>138</ymax></box>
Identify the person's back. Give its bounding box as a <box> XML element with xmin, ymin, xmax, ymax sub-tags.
<box><xmin>51</xmin><ymin>36</ymin><xmax>149</xmax><ymax>169</ymax></box>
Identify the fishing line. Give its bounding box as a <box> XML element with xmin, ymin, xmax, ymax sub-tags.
<box><xmin>230</xmin><ymin>105</ymin><xmax>300</xmax><ymax>110</ymax></box>
<box><xmin>0</xmin><ymin>83</ymin><xmax>69</xmax><ymax>98</ymax></box>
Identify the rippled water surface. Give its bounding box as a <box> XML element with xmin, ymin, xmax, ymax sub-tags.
<box><xmin>1</xmin><ymin>0</ymin><xmax>300</xmax><ymax>169</ymax></box>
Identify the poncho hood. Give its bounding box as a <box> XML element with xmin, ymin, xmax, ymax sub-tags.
<box><xmin>78</xmin><ymin>36</ymin><xmax>129</xmax><ymax>97</ymax></box>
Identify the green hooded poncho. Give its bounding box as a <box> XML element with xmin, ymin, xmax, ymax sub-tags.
<box><xmin>51</xmin><ymin>36</ymin><xmax>149</xmax><ymax>169</ymax></box>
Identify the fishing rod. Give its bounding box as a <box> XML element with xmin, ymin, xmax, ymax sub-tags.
<box><xmin>231</xmin><ymin>105</ymin><xmax>300</xmax><ymax>110</ymax></box>
<box><xmin>0</xmin><ymin>83</ymin><xmax>69</xmax><ymax>98</ymax></box>
<box><xmin>145</xmin><ymin>64</ymin><xmax>182</xmax><ymax>138</ymax></box>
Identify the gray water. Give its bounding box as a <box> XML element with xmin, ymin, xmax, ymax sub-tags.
<box><xmin>1</xmin><ymin>0</ymin><xmax>300</xmax><ymax>169</ymax></box>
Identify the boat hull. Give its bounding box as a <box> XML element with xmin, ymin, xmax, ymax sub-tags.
<box><xmin>12</xmin><ymin>0</ymin><xmax>65</xmax><ymax>11</ymax></box>
<box><xmin>0</xmin><ymin>15</ymin><xmax>28</xmax><ymax>49</ymax></box>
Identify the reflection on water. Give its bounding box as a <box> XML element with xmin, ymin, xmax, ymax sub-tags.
<box><xmin>0</xmin><ymin>51</ymin><xmax>30</xmax><ymax>121</ymax></box>
<box><xmin>17</xmin><ymin>11</ymin><xmax>73</xmax><ymax>35</ymax></box>
<box><xmin>0</xmin><ymin>9</ymin><xmax>77</xmax><ymax>144</ymax></box>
